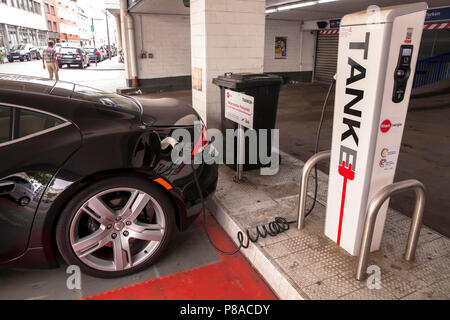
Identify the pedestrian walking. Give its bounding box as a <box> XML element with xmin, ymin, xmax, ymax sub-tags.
<box><xmin>42</xmin><ymin>40</ymin><xmax>59</xmax><ymax>81</ymax></box>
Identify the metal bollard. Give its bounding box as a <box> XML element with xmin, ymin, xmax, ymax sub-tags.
<box><xmin>355</xmin><ymin>179</ymin><xmax>426</xmax><ymax>280</ymax></box>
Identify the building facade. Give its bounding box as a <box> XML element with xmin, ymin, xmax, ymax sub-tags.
<box><xmin>57</xmin><ymin>0</ymin><xmax>80</xmax><ymax>45</ymax></box>
<box><xmin>43</xmin><ymin>0</ymin><xmax>60</xmax><ymax>43</ymax></box>
<box><xmin>0</xmin><ymin>0</ymin><xmax>48</xmax><ymax>53</ymax></box>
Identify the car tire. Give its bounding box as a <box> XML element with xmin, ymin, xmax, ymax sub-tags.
<box><xmin>55</xmin><ymin>176</ymin><xmax>175</xmax><ymax>278</ymax></box>
<box><xmin>58</xmin><ymin>64</ymin><xmax>62</xmax><ymax>68</ymax></box>
<box><xmin>19</xmin><ymin>57</ymin><xmax>24</xmax><ymax>62</ymax></box>
<box><xmin>18</xmin><ymin>196</ymin><xmax>31</xmax><ymax>207</ymax></box>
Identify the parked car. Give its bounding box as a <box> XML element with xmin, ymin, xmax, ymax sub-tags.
<box><xmin>103</xmin><ymin>44</ymin><xmax>116</xmax><ymax>57</ymax></box>
<box><xmin>29</xmin><ymin>47</ymin><xmax>41</xmax><ymax>60</ymax></box>
<box><xmin>57</xmin><ymin>47</ymin><xmax>90</xmax><ymax>68</ymax></box>
<box><xmin>98</xmin><ymin>47</ymin><xmax>108</xmax><ymax>60</ymax></box>
<box><xmin>84</xmin><ymin>47</ymin><xmax>103</xmax><ymax>62</ymax></box>
<box><xmin>0</xmin><ymin>176</ymin><xmax>35</xmax><ymax>206</ymax></box>
<box><xmin>36</xmin><ymin>46</ymin><xmax>46</xmax><ymax>57</ymax></box>
<box><xmin>0</xmin><ymin>74</ymin><xmax>218</xmax><ymax>278</ymax></box>
<box><xmin>7</xmin><ymin>44</ymin><xmax>40</xmax><ymax>62</ymax></box>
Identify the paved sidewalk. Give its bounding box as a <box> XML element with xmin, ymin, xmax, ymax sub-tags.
<box><xmin>87</xmin><ymin>56</ymin><xmax>125</xmax><ymax>71</ymax></box>
<box><xmin>208</xmin><ymin>151</ymin><xmax>450</xmax><ymax>300</ymax></box>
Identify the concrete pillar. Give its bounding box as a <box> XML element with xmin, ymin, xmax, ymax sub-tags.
<box><xmin>120</xmin><ymin>0</ymin><xmax>131</xmax><ymax>81</ymax></box>
<box><xmin>190</xmin><ymin>0</ymin><xmax>266</xmax><ymax>129</ymax></box>
<box><xmin>114</xmin><ymin>13</ymin><xmax>124</xmax><ymax>63</ymax></box>
<box><xmin>3</xmin><ymin>24</ymin><xmax>11</xmax><ymax>53</ymax></box>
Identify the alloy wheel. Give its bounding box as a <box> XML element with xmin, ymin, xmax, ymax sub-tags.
<box><xmin>69</xmin><ymin>187</ymin><xmax>166</xmax><ymax>272</ymax></box>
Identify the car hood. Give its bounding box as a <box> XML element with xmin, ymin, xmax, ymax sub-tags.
<box><xmin>134</xmin><ymin>97</ymin><xmax>201</xmax><ymax>127</ymax></box>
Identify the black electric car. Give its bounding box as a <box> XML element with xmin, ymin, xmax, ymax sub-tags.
<box><xmin>0</xmin><ymin>74</ymin><xmax>217</xmax><ymax>278</ymax></box>
<box><xmin>57</xmin><ymin>47</ymin><xmax>90</xmax><ymax>69</ymax></box>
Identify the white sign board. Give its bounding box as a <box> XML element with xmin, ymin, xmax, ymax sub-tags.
<box><xmin>224</xmin><ymin>89</ymin><xmax>254</xmax><ymax>129</ymax></box>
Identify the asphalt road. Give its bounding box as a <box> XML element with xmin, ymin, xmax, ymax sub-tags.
<box><xmin>0</xmin><ymin>57</ymin><xmax>125</xmax><ymax>92</ymax></box>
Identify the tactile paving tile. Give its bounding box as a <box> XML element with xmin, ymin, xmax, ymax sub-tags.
<box><xmin>411</xmin><ymin>255</ymin><xmax>450</xmax><ymax>285</ymax></box>
<box><xmin>338</xmin><ymin>286</ymin><xmax>397</xmax><ymax>300</ymax></box>
<box><xmin>413</xmin><ymin>237</ymin><xmax>450</xmax><ymax>263</ymax></box>
<box><xmin>262</xmin><ymin>240</ymin><xmax>294</xmax><ymax>259</ymax></box>
<box><xmin>281</xmin><ymin>236</ymin><xmax>311</xmax><ymax>253</ymax></box>
<box><xmin>402</xmin><ymin>278</ymin><xmax>450</xmax><ymax>300</ymax></box>
<box><xmin>380</xmin><ymin>272</ymin><xmax>428</xmax><ymax>299</ymax></box>
<box><xmin>288</xmin><ymin>268</ymin><xmax>321</xmax><ymax>288</ymax></box>
<box><xmin>302</xmin><ymin>281</ymin><xmax>340</xmax><ymax>300</ymax></box>
<box><xmin>323</xmin><ymin>273</ymin><xmax>366</xmax><ymax>298</ymax></box>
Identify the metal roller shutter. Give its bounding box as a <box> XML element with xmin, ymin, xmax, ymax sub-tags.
<box><xmin>314</xmin><ymin>30</ymin><xmax>339</xmax><ymax>82</ymax></box>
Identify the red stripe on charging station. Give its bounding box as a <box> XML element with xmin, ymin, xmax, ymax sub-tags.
<box><xmin>81</xmin><ymin>214</ymin><xmax>277</xmax><ymax>300</ymax></box>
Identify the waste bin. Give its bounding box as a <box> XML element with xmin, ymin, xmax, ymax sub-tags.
<box><xmin>212</xmin><ymin>73</ymin><xmax>283</xmax><ymax>171</ymax></box>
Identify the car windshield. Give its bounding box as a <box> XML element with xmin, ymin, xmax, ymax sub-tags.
<box><xmin>60</xmin><ymin>48</ymin><xmax>79</xmax><ymax>54</ymax></box>
<box><xmin>73</xmin><ymin>85</ymin><xmax>142</xmax><ymax>114</ymax></box>
<box><xmin>84</xmin><ymin>48</ymin><xmax>95</xmax><ymax>53</ymax></box>
<box><xmin>11</xmin><ymin>44</ymin><xmax>25</xmax><ymax>50</ymax></box>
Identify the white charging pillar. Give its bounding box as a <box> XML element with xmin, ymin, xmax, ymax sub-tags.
<box><xmin>325</xmin><ymin>3</ymin><xmax>428</xmax><ymax>256</ymax></box>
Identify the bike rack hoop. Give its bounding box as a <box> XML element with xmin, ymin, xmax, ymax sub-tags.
<box><xmin>356</xmin><ymin>179</ymin><xmax>426</xmax><ymax>280</ymax></box>
<box><xmin>296</xmin><ymin>150</ymin><xmax>331</xmax><ymax>230</ymax></box>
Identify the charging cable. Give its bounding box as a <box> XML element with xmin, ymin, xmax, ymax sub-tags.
<box><xmin>191</xmin><ymin>79</ymin><xmax>335</xmax><ymax>255</ymax></box>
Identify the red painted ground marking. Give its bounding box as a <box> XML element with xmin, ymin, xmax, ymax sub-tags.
<box><xmin>81</xmin><ymin>213</ymin><xmax>277</xmax><ymax>300</ymax></box>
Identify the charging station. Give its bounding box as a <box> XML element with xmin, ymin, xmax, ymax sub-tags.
<box><xmin>325</xmin><ymin>3</ymin><xmax>428</xmax><ymax>256</ymax></box>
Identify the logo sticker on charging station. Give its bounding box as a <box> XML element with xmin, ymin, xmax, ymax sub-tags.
<box><xmin>380</xmin><ymin>118</ymin><xmax>403</xmax><ymax>133</ymax></box>
<box><xmin>377</xmin><ymin>147</ymin><xmax>398</xmax><ymax>172</ymax></box>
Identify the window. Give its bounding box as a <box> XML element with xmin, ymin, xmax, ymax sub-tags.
<box><xmin>44</xmin><ymin>2</ymin><xmax>48</xmax><ymax>13</ymax></box>
<box><xmin>34</xmin><ymin>1</ymin><xmax>40</xmax><ymax>14</ymax></box>
<box><xmin>0</xmin><ymin>106</ymin><xmax>11</xmax><ymax>144</ymax></box>
<box><xmin>50</xmin><ymin>4</ymin><xmax>54</xmax><ymax>15</ymax></box>
<box><xmin>17</xmin><ymin>109</ymin><xmax>64</xmax><ymax>139</ymax></box>
<box><xmin>53</xmin><ymin>22</ymin><xmax>57</xmax><ymax>33</ymax></box>
<box><xmin>48</xmin><ymin>20</ymin><xmax>52</xmax><ymax>31</ymax></box>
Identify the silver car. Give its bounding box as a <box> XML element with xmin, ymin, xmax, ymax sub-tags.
<box><xmin>0</xmin><ymin>176</ymin><xmax>34</xmax><ymax>206</ymax></box>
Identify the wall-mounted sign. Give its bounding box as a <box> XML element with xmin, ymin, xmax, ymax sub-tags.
<box><xmin>224</xmin><ymin>89</ymin><xmax>254</xmax><ymax>129</ymax></box>
<box><xmin>329</xmin><ymin>19</ymin><xmax>341</xmax><ymax>29</ymax></box>
<box><xmin>426</xmin><ymin>7</ymin><xmax>450</xmax><ymax>22</ymax></box>
<box><xmin>274</xmin><ymin>36</ymin><xmax>287</xmax><ymax>59</ymax></box>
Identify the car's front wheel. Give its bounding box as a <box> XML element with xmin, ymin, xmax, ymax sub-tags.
<box><xmin>56</xmin><ymin>176</ymin><xmax>175</xmax><ymax>278</ymax></box>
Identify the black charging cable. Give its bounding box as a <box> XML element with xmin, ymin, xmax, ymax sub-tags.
<box><xmin>191</xmin><ymin>79</ymin><xmax>335</xmax><ymax>255</ymax></box>
<box><xmin>304</xmin><ymin>79</ymin><xmax>335</xmax><ymax>218</ymax></box>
